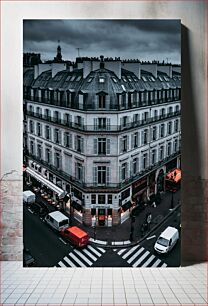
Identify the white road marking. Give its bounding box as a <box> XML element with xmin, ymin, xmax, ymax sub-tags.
<box><xmin>82</xmin><ymin>248</ymin><xmax>97</xmax><ymax>261</ymax></box>
<box><xmin>141</xmin><ymin>254</ymin><xmax>155</xmax><ymax>267</ymax></box>
<box><xmin>87</xmin><ymin>245</ymin><xmax>102</xmax><ymax>257</ymax></box>
<box><xmin>161</xmin><ymin>263</ymin><xmax>168</xmax><ymax>267</ymax></box>
<box><xmin>63</xmin><ymin>256</ymin><xmax>76</xmax><ymax>267</ymax></box>
<box><xmin>127</xmin><ymin>247</ymin><xmax>144</xmax><ymax>264</ymax></box>
<box><xmin>59</xmin><ymin>237</ymin><xmax>67</xmax><ymax>244</ymax></box>
<box><xmin>117</xmin><ymin>248</ymin><xmax>127</xmax><ymax>255</ymax></box>
<box><xmin>151</xmin><ymin>259</ymin><xmax>162</xmax><ymax>267</ymax></box>
<box><xmin>28</xmin><ymin>209</ymin><xmax>34</xmax><ymax>214</ymax></box>
<box><xmin>133</xmin><ymin>250</ymin><xmax>150</xmax><ymax>267</ymax></box>
<box><xmin>122</xmin><ymin>244</ymin><xmax>141</xmax><ymax>259</ymax></box>
<box><xmin>146</xmin><ymin>235</ymin><xmax>156</xmax><ymax>240</ymax></box>
<box><xmin>68</xmin><ymin>252</ymin><xmax>87</xmax><ymax>267</ymax></box>
<box><xmin>73</xmin><ymin>249</ymin><xmax>93</xmax><ymax>266</ymax></box>
<box><xmin>97</xmin><ymin>247</ymin><xmax>105</xmax><ymax>253</ymax></box>
<box><xmin>58</xmin><ymin>261</ymin><xmax>66</xmax><ymax>267</ymax></box>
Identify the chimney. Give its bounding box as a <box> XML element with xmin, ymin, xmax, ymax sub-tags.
<box><xmin>34</xmin><ymin>63</ymin><xmax>52</xmax><ymax>79</ymax></box>
<box><xmin>121</xmin><ymin>62</ymin><xmax>141</xmax><ymax>79</ymax></box>
<box><xmin>52</xmin><ymin>62</ymin><xmax>67</xmax><ymax>78</ymax></box>
<box><xmin>140</xmin><ymin>63</ymin><xmax>158</xmax><ymax>78</ymax></box>
<box><xmin>157</xmin><ymin>64</ymin><xmax>172</xmax><ymax>78</ymax></box>
<box><xmin>104</xmin><ymin>57</ymin><xmax>121</xmax><ymax>79</ymax></box>
<box><xmin>100</xmin><ymin>55</ymin><xmax>104</xmax><ymax>69</ymax></box>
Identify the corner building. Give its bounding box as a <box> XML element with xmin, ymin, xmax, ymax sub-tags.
<box><xmin>24</xmin><ymin>55</ymin><xmax>181</xmax><ymax>227</ymax></box>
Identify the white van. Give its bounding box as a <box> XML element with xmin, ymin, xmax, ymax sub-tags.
<box><xmin>23</xmin><ymin>190</ymin><xmax>36</xmax><ymax>204</ymax></box>
<box><xmin>154</xmin><ymin>226</ymin><xmax>179</xmax><ymax>254</ymax></box>
<box><xmin>45</xmin><ymin>211</ymin><xmax>69</xmax><ymax>232</ymax></box>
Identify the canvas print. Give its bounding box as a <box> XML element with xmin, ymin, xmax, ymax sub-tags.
<box><xmin>23</xmin><ymin>20</ymin><xmax>181</xmax><ymax>267</ymax></box>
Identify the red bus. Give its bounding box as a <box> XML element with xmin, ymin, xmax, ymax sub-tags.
<box><xmin>165</xmin><ymin>168</ymin><xmax>181</xmax><ymax>192</ymax></box>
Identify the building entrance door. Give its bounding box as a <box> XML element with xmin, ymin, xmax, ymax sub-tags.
<box><xmin>98</xmin><ymin>208</ymin><xmax>105</xmax><ymax>226</ymax></box>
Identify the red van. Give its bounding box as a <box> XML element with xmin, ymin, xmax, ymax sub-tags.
<box><xmin>60</xmin><ymin>226</ymin><xmax>89</xmax><ymax>248</ymax></box>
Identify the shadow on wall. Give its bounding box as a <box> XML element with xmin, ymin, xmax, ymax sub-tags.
<box><xmin>181</xmin><ymin>24</ymin><xmax>208</xmax><ymax>265</ymax></box>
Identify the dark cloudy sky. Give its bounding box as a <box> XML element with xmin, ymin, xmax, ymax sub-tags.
<box><xmin>23</xmin><ymin>20</ymin><xmax>181</xmax><ymax>64</ymax></box>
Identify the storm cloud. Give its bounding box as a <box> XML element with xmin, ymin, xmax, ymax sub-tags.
<box><xmin>23</xmin><ymin>20</ymin><xmax>181</xmax><ymax>64</ymax></box>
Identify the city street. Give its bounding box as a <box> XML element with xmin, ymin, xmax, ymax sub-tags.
<box><xmin>24</xmin><ymin>203</ymin><xmax>180</xmax><ymax>267</ymax></box>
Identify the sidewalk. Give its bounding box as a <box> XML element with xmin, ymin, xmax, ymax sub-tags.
<box><xmin>69</xmin><ymin>190</ymin><xmax>181</xmax><ymax>247</ymax></box>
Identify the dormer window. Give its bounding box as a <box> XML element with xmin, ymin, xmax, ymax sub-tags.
<box><xmin>75</xmin><ymin>75</ymin><xmax>82</xmax><ymax>81</ymax></box>
<box><xmin>99</xmin><ymin>77</ymin><xmax>105</xmax><ymax>83</ymax></box>
<box><xmin>112</xmin><ymin>77</ymin><xmax>117</xmax><ymax>83</ymax></box>
<box><xmin>99</xmin><ymin>95</ymin><xmax>106</xmax><ymax>109</ymax></box>
<box><xmin>122</xmin><ymin>77</ymin><xmax>127</xmax><ymax>82</ymax></box>
<box><xmin>151</xmin><ymin>76</ymin><xmax>155</xmax><ymax>81</ymax></box>
<box><xmin>65</xmin><ymin>75</ymin><xmax>72</xmax><ymax>82</ymax></box>
<box><xmin>158</xmin><ymin>76</ymin><xmax>164</xmax><ymax>82</ymax></box>
<box><xmin>87</xmin><ymin>77</ymin><xmax>93</xmax><ymax>83</ymax></box>
<box><xmin>142</xmin><ymin>76</ymin><xmax>147</xmax><ymax>82</ymax></box>
<box><xmin>70</xmin><ymin>75</ymin><xmax>76</xmax><ymax>82</ymax></box>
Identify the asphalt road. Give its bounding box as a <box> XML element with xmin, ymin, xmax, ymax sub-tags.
<box><xmin>24</xmin><ymin>204</ymin><xmax>180</xmax><ymax>267</ymax></box>
<box><xmin>23</xmin><ymin>205</ymin><xmax>74</xmax><ymax>267</ymax></box>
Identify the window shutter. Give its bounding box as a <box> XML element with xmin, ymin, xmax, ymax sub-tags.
<box><xmin>131</xmin><ymin>134</ymin><xmax>134</xmax><ymax>149</ymax></box>
<box><xmin>107</xmin><ymin>118</ymin><xmax>110</xmax><ymax>130</ymax></box>
<box><xmin>81</xmin><ymin>117</ymin><xmax>84</xmax><ymax>128</ymax></box>
<box><xmin>75</xmin><ymin>163</ymin><xmax>77</xmax><ymax>178</ymax></box>
<box><xmin>81</xmin><ymin>137</ymin><xmax>84</xmax><ymax>153</ymax></box>
<box><xmin>74</xmin><ymin>135</ymin><xmax>77</xmax><ymax>150</ymax></box>
<box><xmin>119</xmin><ymin>166</ymin><xmax>122</xmax><ymax>181</ymax></box>
<box><xmin>64</xmin><ymin>133</ymin><xmax>66</xmax><ymax>147</ymax></box>
<box><xmin>107</xmin><ymin>139</ymin><xmax>110</xmax><ymax>154</ymax></box>
<box><xmin>119</xmin><ymin>138</ymin><xmax>123</xmax><ymax>154</ymax></box>
<box><xmin>94</xmin><ymin>139</ymin><xmax>98</xmax><ymax>154</ymax></box>
<box><xmin>94</xmin><ymin>118</ymin><xmax>98</xmax><ymax>131</ymax></box>
<box><xmin>69</xmin><ymin>134</ymin><xmax>72</xmax><ymax>148</ymax></box>
<box><xmin>82</xmin><ymin>166</ymin><xmax>85</xmax><ymax>182</ymax></box>
<box><xmin>93</xmin><ymin>166</ymin><xmax>97</xmax><ymax>185</ymax></box>
<box><xmin>59</xmin><ymin>130</ymin><xmax>61</xmax><ymax>145</ymax></box>
<box><xmin>106</xmin><ymin>167</ymin><xmax>110</xmax><ymax>185</ymax></box>
<box><xmin>127</xmin><ymin>135</ymin><xmax>129</xmax><ymax>151</ymax></box>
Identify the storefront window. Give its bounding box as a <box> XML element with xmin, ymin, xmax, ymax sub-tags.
<box><xmin>91</xmin><ymin>194</ymin><xmax>96</xmax><ymax>204</ymax></box>
<box><xmin>98</xmin><ymin>194</ymin><xmax>105</xmax><ymax>204</ymax></box>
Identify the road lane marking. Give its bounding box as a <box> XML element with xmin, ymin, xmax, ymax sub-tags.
<box><xmin>63</xmin><ymin>256</ymin><xmax>76</xmax><ymax>267</ymax></box>
<box><xmin>146</xmin><ymin>235</ymin><xmax>156</xmax><ymax>240</ymax></box>
<box><xmin>58</xmin><ymin>261</ymin><xmax>66</xmax><ymax>267</ymax></box>
<box><xmin>73</xmin><ymin>249</ymin><xmax>93</xmax><ymax>266</ymax></box>
<box><xmin>97</xmin><ymin>247</ymin><xmax>105</xmax><ymax>253</ymax></box>
<box><xmin>117</xmin><ymin>248</ymin><xmax>127</xmax><ymax>255</ymax></box>
<box><xmin>151</xmin><ymin>259</ymin><xmax>162</xmax><ymax>267</ymax></box>
<box><xmin>59</xmin><ymin>237</ymin><xmax>67</xmax><ymax>244</ymax></box>
<box><xmin>161</xmin><ymin>263</ymin><xmax>167</xmax><ymax>267</ymax></box>
<box><xmin>132</xmin><ymin>250</ymin><xmax>150</xmax><ymax>267</ymax></box>
<box><xmin>127</xmin><ymin>247</ymin><xmax>144</xmax><ymax>264</ymax></box>
<box><xmin>141</xmin><ymin>255</ymin><xmax>155</xmax><ymax>267</ymax></box>
<box><xmin>122</xmin><ymin>244</ymin><xmax>141</xmax><ymax>259</ymax></box>
<box><xmin>87</xmin><ymin>245</ymin><xmax>103</xmax><ymax>257</ymax></box>
<box><xmin>28</xmin><ymin>209</ymin><xmax>34</xmax><ymax>214</ymax></box>
<box><xmin>68</xmin><ymin>252</ymin><xmax>87</xmax><ymax>267</ymax></box>
<box><xmin>82</xmin><ymin>249</ymin><xmax>97</xmax><ymax>261</ymax></box>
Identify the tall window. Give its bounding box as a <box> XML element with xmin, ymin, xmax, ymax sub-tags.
<box><xmin>175</xmin><ymin>119</ymin><xmax>179</xmax><ymax>132</ymax></box>
<box><xmin>76</xmin><ymin>162</ymin><xmax>83</xmax><ymax>181</ymax></box>
<box><xmin>143</xmin><ymin>153</ymin><xmax>148</xmax><ymax>169</ymax></box>
<box><xmin>36</xmin><ymin>123</ymin><xmax>42</xmax><ymax>136</ymax></box>
<box><xmin>143</xmin><ymin>129</ymin><xmax>148</xmax><ymax>145</ymax></box>
<box><xmin>91</xmin><ymin>194</ymin><xmax>96</xmax><ymax>204</ymax></box>
<box><xmin>152</xmin><ymin>126</ymin><xmax>157</xmax><ymax>141</ymax></box>
<box><xmin>45</xmin><ymin>148</ymin><xmax>51</xmax><ymax>163</ymax></box>
<box><xmin>37</xmin><ymin>144</ymin><xmax>42</xmax><ymax>159</ymax></box>
<box><xmin>54</xmin><ymin>152</ymin><xmax>61</xmax><ymax>169</ymax></box>
<box><xmin>45</xmin><ymin>126</ymin><xmax>51</xmax><ymax>140</ymax></box>
<box><xmin>64</xmin><ymin>132</ymin><xmax>71</xmax><ymax>148</ymax></box>
<box><xmin>29</xmin><ymin>120</ymin><xmax>34</xmax><ymax>133</ymax></box>
<box><xmin>151</xmin><ymin>149</ymin><xmax>156</xmax><ymax>165</ymax></box>
<box><xmin>133</xmin><ymin>132</ymin><xmax>138</xmax><ymax>148</ymax></box>
<box><xmin>174</xmin><ymin>139</ymin><xmax>178</xmax><ymax>152</ymax></box>
<box><xmin>132</xmin><ymin>158</ymin><xmax>138</xmax><ymax>175</ymax></box>
<box><xmin>54</xmin><ymin>129</ymin><xmax>60</xmax><ymax>144</ymax></box>
<box><xmin>121</xmin><ymin>162</ymin><xmax>128</xmax><ymax>181</ymax></box>
<box><xmin>160</xmin><ymin>124</ymin><xmax>165</xmax><ymax>137</ymax></box>
<box><xmin>167</xmin><ymin>121</ymin><xmax>172</xmax><ymax>135</ymax></box>
<box><xmin>121</xmin><ymin>135</ymin><xmax>128</xmax><ymax>153</ymax></box>
<box><xmin>98</xmin><ymin>138</ymin><xmax>106</xmax><ymax>154</ymax></box>
<box><xmin>167</xmin><ymin>142</ymin><xmax>172</xmax><ymax>156</ymax></box>
<box><xmin>98</xmin><ymin>195</ymin><xmax>105</xmax><ymax>204</ymax></box>
<box><xmin>30</xmin><ymin>140</ymin><xmax>34</xmax><ymax>154</ymax></box>
<box><xmin>98</xmin><ymin>166</ymin><xmax>106</xmax><ymax>184</ymax></box>
<box><xmin>76</xmin><ymin>135</ymin><xmax>84</xmax><ymax>153</ymax></box>
<box><xmin>98</xmin><ymin>95</ymin><xmax>106</xmax><ymax>109</ymax></box>
<box><xmin>159</xmin><ymin>146</ymin><xmax>164</xmax><ymax>160</ymax></box>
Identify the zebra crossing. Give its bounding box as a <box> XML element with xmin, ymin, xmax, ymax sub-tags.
<box><xmin>56</xmin><ymin>245</ymin><xmax>106</xmax><ymax>267</ymax></box>
<box><xmin>113</xmin><ymin>245</ymin><xmax>167</xmax><ymax>268</ymax></box>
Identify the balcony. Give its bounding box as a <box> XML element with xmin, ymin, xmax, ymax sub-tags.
<box><xmin>26</xmin><ymin>150</ymin><xmax>181</xmax><ymax>192</ymax></box>
<box><xmin>25</xmin><ymin>111</ymin><xmax>181</xmax><ymax>133</ymax></box>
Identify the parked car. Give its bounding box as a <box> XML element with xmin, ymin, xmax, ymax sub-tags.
<box><xmin>23</xmin><ymin>248</ymin><xmax>35</xmax><ymax>267</ymax></box>
<box><xmin>60</xmin><ymin>226</ymin><xmax>89</xmax><ymax>248</ymax></box>
<box><xmin>45</xmin><ymin>211</ymin><xmax>69</xmax><ymax>232</ymax></box>
<box><xmin>154</xmin><ymin>226</ymin><xmax>179</xmax><ymax>254</ymax></box>
<box><xmin>23</xmin><ymin>190</ymin><xmax>35</xmax><ymax>204</ymax></box>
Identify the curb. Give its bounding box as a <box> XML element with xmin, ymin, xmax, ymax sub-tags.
<box><xmin>89</xmin><ymin>204</ymin><xmax>181</xmax><ymax>249</ymax></box>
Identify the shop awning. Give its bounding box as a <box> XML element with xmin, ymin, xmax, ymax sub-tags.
<box><xmin>26</xmin><ymin>167</ymin><xmax>65</xmax><ymax>198</ymax></box>
<box><xmin>71</xmin><ymin>201</ymin><xmax>83</xmax><ymax>212</ymax></box>
<box><xmin>122</xmin><ymin>201</ymin><xmax>132</xmax><ymax>212</ymax></box>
